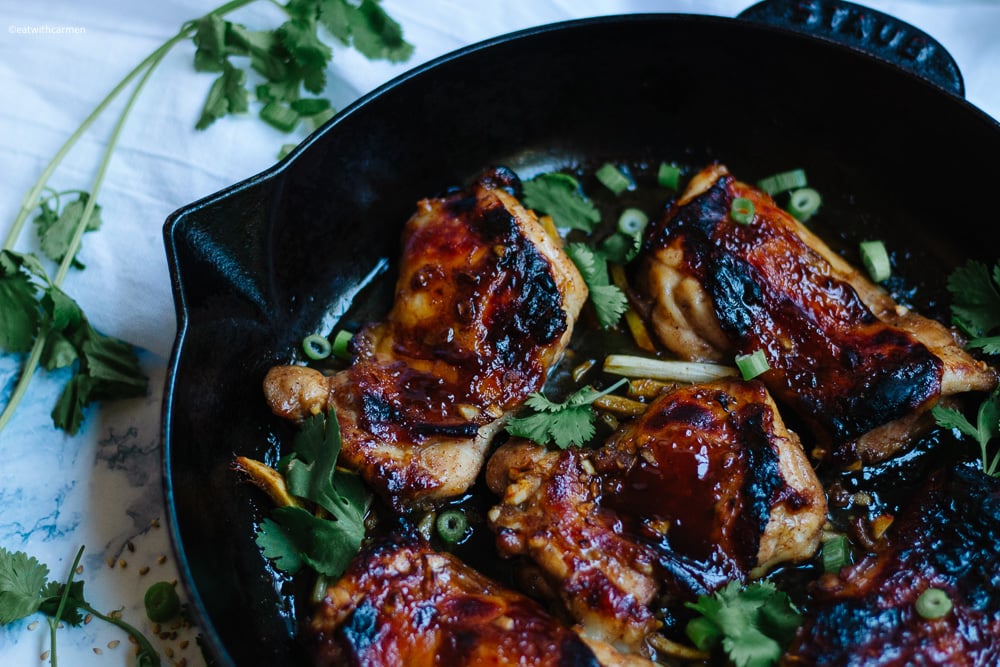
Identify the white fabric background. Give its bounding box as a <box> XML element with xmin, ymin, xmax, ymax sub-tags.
<box><xmin>0</xmin><ymin>1</ymin><xmax>997</xmax><ymax>665</ymax></box>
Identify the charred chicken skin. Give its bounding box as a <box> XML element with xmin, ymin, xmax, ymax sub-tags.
<box><xmin>638</xmin><ymin>164</ymin><xmax>996</xmax><ymax>464</ymax></box>
<box><xmin>784</xmin><ymin>464</ymin><xmax>1000</xmax><ymax>666</ymax></box>
<box><xmin>308</xmin><ymin>526</ymin><xmax>602</xmax><ymax>667</ymax></box>
<box><xmin>263</xmin><ymin>169</ymin><xmax>587</xmax><ymax>511</ymax></box>
<box><xmin>487</xmin><ymin>380</ymin><xmax>825</xmax><ymax>656</ymax></box>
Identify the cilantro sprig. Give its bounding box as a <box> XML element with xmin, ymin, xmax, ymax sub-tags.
<box><xmin>0</xmin><ymin>250</ymin><xmax>147</xmax><ymax>434</ymax></box>
<box><xmin>947</xmin><ymin>259</ymin><xmax>1000</xmax><ymax>354</ymax></box>
<box><xmin>522</xmin><ymin>172</ymin><xmax>601</xmax><ymax>233</ymax></box>
<box><xmin>253</xmin><ymin>408</ymin><xmax>367</xmax><ymax>577</ymax></box>
<box><xmin>0</xmin><ymin>0</ymin><xmax>412</xmax><ymax>437</ymax></box>
<box><xmin>0</xmin><ymin>545</ymin><xmax>160</xmax><ymax>667</ymax></box>
<box><xmin>932</xmin><ymin>389</ymin><xmax>1000</xmax><ymax>477</ymax></box>
<box><xmin>565</xmin><ymin>243</ymin><xmax>629</xmax><ymax>329</ymax></box>
<box><xmin>506</xmin><ymin>378</ymin><xmax>627</xmax><ymax>449</ymax></box>
<box><xmin>685</xmin><ymin>580</ymin><xmax>802</xmax><ymax>667</ymax></box>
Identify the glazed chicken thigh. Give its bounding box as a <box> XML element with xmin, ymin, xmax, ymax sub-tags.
<box><xmin>487</xmin><ymin>380</ymin><xmax>825</xmax><ymax>656</ymax></box>
<box><xmin>263</xmin><ymin>169</ymin><xmax>586</xmax><ymax>510</ymax></box>
<box><xmin>307</xmin><ymin>526</ymin><xmax>603</xmax><ymax>666</ymax></box>
<box><xmin>638</xmin><ymin>164</ymin><xmax>996</xmax><ymax>464</ymax></box>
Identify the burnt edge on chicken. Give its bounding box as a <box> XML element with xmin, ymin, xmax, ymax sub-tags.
<box><xmin>785</xmin><ymin>464</ymin><xmax>1000</xmax><ymax>665</ymax></box>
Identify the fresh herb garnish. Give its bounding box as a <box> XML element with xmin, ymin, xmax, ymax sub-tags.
<box><xmin>0</xmin><ymin>0</ymin><xmax>412</xmax><ymax>437</ymax></box>
<box><xmin>932</xmin><ymin>389</ymin><xmax>1000</xmax><ymax>476</ymax></box>
<box><xmin>506</xmin><ymin>378</ymin><xmax>627</xmax><ymax>450</ymax></box>
<box><xmin>0</xmin><ymin>545</ymin><xmax>160</xmax><ymax>667</ymax></box>
<box><xmin>565</xmin><ymin>243</ymin><xmax>629</xmax><ymax>329</ymax></box>
<box><xmin>685</xmin><ymin>580</ymin><xmax>802</xmax><ymax>667</ymax></box>
<box><xmin>0</xmin><ymin>250</ymin><xmax>147</xmax><ymax>435</ymax></box>
<box><xmin>522</xmin><ymin>172</ymin><xmax>602</xmax><ymax>233</ymax></box>
<box><xmin>254</xmin><ymin>408</ymin><xmax>366</xmax><ymax>577</ymax></box>
<box><xmin>947</xmin><ymin>259</ymin><xmax>1000</xmax><ymax>354</ymax></box>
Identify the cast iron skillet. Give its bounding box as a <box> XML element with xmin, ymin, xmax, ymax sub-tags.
<box><xmin>162</xmin><ymin>1</ymin><xmax>1000</xmax><ymax>664</ymax></box>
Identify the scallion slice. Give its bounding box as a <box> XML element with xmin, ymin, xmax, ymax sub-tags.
<box><xmin>302</xmin><ymin>333</ymin><xmax>332</xmax><ymax>360</ymax></box>
<box><xmin>435</xmin><ymin>509</ymin><xmax>468</xmax><ymax>544</ymax></box>
<box><xmin>757</xmin><ymin>168</ymin><xmax>807</xmax><ymax>195</ymax></box>
<box><xmin>658</xmin><ymin>162</ymin><xmax>682</xmax><ymax>189</ymax></box>
<box><xmin>617</xmin><ymin>208</ymin><xmax>649</xmax><ymax>235</ymax></box>
<box><xmin>730</xmin><ymin>197</ymin><xmax>755</xmax><ymax>225</ymax></box>
<box><xmin>859</xmin><ymin>240</ymin><xmax>891</xmax><ymax>282</ymax></box>
<box><xmin>822</xmin><ymin>534</ymin><xmax>852</xmax><ymax>573</ymax></box>
<box><xmin>788</xmin><ymin>187</ymin><xmax>822</xmax><ymax>221</ymax></box>
<box><xmin>915</xmin><ymin>588</ymin><xmax>952</xmax><ymax>619</ymax></box>
<box><xmin>596</xmin><ymin>163</ymin><xmax>633</xmax><ymax>194</ymax></box>
<box><xmin>735</xmin><ymin>350</ymin><xmax>770</xmax><ymax>380</ymax></box>
<box><xmin>260</xmin><ymin>101</ymin><xmax>300</xmax><ymax>133</ymax></box>
<box><xmin>332</xmin><ymin>330</ymin><xmax>353</xmax><ymax>361</ymax></box>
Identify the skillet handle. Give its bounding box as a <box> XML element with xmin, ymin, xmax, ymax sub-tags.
<box><xmin>737</xmin><ymin>0</ymin><xmax>964</xmax><ymax>97</ymax></box>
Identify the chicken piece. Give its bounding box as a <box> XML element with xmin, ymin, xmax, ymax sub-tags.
<box><xmin>783</xmin><ymin>464</ymin><xmax>1000</xmax><ymax>666</ymax></box>
<box><xmin>264</xmin><ymin>169</ymin><xmax>587</xmax><ymax>510</ymax></box>
<box><xmin>638</xmin><ymin>164</ymin><xmax>996</xmax><ymax>464</ymax></box>
<box><xmin>487</xmin><ymin>380</ymin><xmax>825</xmax><ymax>655</ymax></box>
<box><xmin>307</xmin><ymin>526</ymin><xmax>603</xmax><ymax>666</ymax></box>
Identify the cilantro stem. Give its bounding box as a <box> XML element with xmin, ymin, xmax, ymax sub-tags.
<box><xmin>0</xmin><ymin>0</ymin><xmax>260</xmax><ymax>437</ymax></box>
<box><xmin>46</xmin><ymin>545</ymin><xmax>85</xmax><ymax>667</ymax></box>
<box><xmin>2</xmin><ymin>0</ymin><xmax>259</xmax><ymax>253</ymax></box>
<box><xmin>77</xmin><ymin>602</ymin><xmax>161</xmax><ymax>667</ymax></box>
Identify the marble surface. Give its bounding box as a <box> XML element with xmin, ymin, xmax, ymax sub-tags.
<box><xmin>1</xmin><ymin>1</ymin><xmax>998</xmax><ymax>665</ymax></box>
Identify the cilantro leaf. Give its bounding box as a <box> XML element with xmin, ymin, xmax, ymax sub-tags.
<box><xmin>34</xmin><ymin>194</ymin><xmax>103</xmax><ymax>268</ymax></box>
<box><xmin>319</xmin><ymin>0</ymin><xmax>414</xmax><ymax>63</ymax></box>
<box><xmin>947</xmin><ymin>260</ymin><xmax>1000</xmax><ymax>343</ymax></box>
<box><xmin>45</xmin><ymin>304</ymin><xmax>147</xmax><ymax>435</ymax></box>
<box><xmin>565</xmin><ymin>243</ymin><xmax>628</xmax><ymax>329</ymax></box>
<box><xmin>933</xmin><ymin>389</ymin><xmax>1000</xmax><ymax>476</ymax></box>
<box><xmin>192</xmin><ymin>14</ymin><xmax>229</xmax><ymax>72</ymax></box>
<box><xmin>196</xmin><ymin>60</ymin><xmax>249</xmax><ymax>130</ymax></box>
<box><xmin>685</xmin><ymin>581</ymin><xmax>802</xmax><ymax>667</ymax></box>
<box><xmin>260</xmin><ymin>409</ymin><xmax>366</xmax><ymax>577</ymax></box>
<box><xmin>522</xmin><ymin>173</ymin><xmax>601</xmax><ymax>232</ymax></box>
<box><xmin>506</xmin><ymin>380</ymin><xmax>625</xmax><ymax>449</ymax></box>
<box><xmin>0</xmin><ymin>250</ymin><xmax>42</xmax><ymax>352</ymax></box>
<box><xmin>38</xmin><ymin>580</ymin><xmax>87</xmax><ymax>626</ymax></box>
<box><xmin>0</xmin><ymin>548</ymin><xmax>50</xmax><ymax>624</ymax></box>
<box><xmin>598</xmin><ymin>230</ymin><xmax>641</xmax><ymax>265</ymax></box>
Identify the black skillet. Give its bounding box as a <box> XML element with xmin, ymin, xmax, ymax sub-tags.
<box><xmin>162</xmin><ymin>1</ymin><xmax>1000</xmax><ymax>664</ymax></box>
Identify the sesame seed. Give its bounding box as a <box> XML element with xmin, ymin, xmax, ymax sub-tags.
<box><xmin>166</xmin><ymin>647</ymin><xmax>174</xmax><ymax>658</ymax></box>
<box><xmin>75</xmin><ymin>565</ymin><xmax>84</xmax><ymax>575</ymax></box>
<box><xmin>108</xmin><ymin>640</ymin><xmax>120</xmax><ymax>649</ymax></box>
<box><xmin>27</xmin><ymin>621</ymin><xmax>38</xmax><ymax>631</ymax></box>
<box><xmin>127</xmin><ymin>541</ymin><xmax>135</xmax><ymax>552</ymax></box>
<box><xmin>157</xmin><ymin>555</ymin><xmax>167</xmax><ymax>565</ymax></box>
<box><xmin>139</xmin><ymin>565</ymin><xmax>150</xmax><ymax>575</ymax></box>
<box><xmin>84</xmin><ymin>614</ymin><xmax>93</xmax><ymax>625</ymax></box>
<box><xmin>119</xmin><ymin>559</ymin><xmax>127</xmax><ymax>569</ymax></box>
<box><xmin>93</xmin><ymin>647</ymin><xmax>103</xmax><ymax>655</ymax></box>
<box><xmin>179</xmin><ymin>640</ymin><xmax>189</xmax><ymax>649</ymax></box>
<box><xmin>40</xmin><ymin>651</ymin><xmax>50</xmax><ymax>660</ymax></box>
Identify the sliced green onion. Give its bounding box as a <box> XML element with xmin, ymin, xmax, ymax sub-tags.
<box><xmin>822</xmin><ymin>534</ymin><xmax>852</xmax><ymax>573</ymax></box>
<box><xmin>332</xmin><ymin>330</ymin><xmax>353</xmax><ymax>361</ymax></box>
<box><xmin>859</xmin><ymin>240</ymin><xmax>891</xmax><ymax>282</ymax></box>
<box><xmin>757</xmin><ymin>168</ymin><xmax>807</xmax><ymax>195</ymax></box>
<box><xmin>617</xmin><ymin>208</ymin><xmax>649</xmax><ymax>236</ymax></box>
<box><xmin>730</xmin><ymin>197</ymin><xmax>755</xmax><ymax>225</ymax></box>
<box><xmin>290</xmin><ymin>97</ymin><xmax>332</xmax><ymax>116</ymax></box>
<box><xmin>596</xmin><ymin>163</ymin><xmax>633</xmax><ymax>194</ymax></box>
<box><xmin>658</xmin><ymin>162</ymin><xmax>681</xmax><ymax>189</ymax></box>
<box><xmin>915</xmin><ymin>588</ymin><xmax>952</xmax><ymax>619</ymax></box>
<box><xmin>436</xmin><ymin>509</ymin><xmax>468</xmax><ymax>544</ymax></box>
<box><xmin>277</xmin><ymin>143</ymin><xmax>297</xmax><ymax>160</ymax></box>
<box><xmin>144</xmin><ymin>581</ymin><xmax>181</xmax><ymax>623</ymax></box>
<box><xmin>302</xmin><ymin>333</ymin><xmax>332</xmax><ymax>360</ymax></box>
<box><xmin>735</xmin><ymin>350</ymin><xmax>770</xmax><ymax>380</ymax></box>
<box><xmin>604</xmin><ymin>354</ymin><xmax>739</xmax><ymax>383</ymax></box>
<box><xmin>260</xmin><ymin>101</ymin><xmax>300</xmax><ymax>132</ymax></box>
<box><xmin>788</xmin><ymin>187</ymin><xmax>822</xmax><ymax>221</ymax></box>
